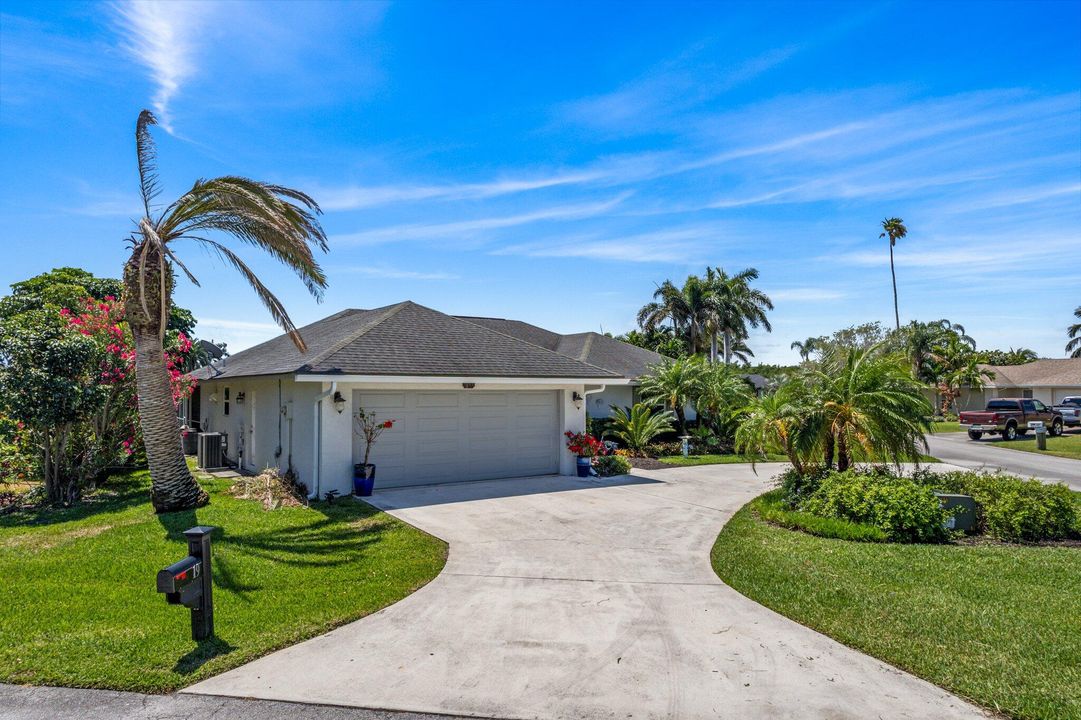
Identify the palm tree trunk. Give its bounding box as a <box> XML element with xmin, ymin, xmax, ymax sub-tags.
<box><xmin>723</xmin><ymin>330</ymin><xmax>731</xmax><ymax>365</ymax></box>
<box><xmin>710</xmin><ymin>333</ymin><xmax>717</xmax><ymax>364</ymax></box>
<box><xmin>674</xmin><ymin>405</ymin><xmax>687</xmax><ymax>436</ymax></box>
<box><xmin>890</xmin><ymin>243</ymin><xmax>899</xmax><ymax>330</ymax></box>
<box><xmin>837</xmin><ymin>433</ymin><xmax>850</xmax><ymax>472</ymax></box>
<box><xmin>823</xmin><ymin>431</ymin><xmax>835</xmax><ymax>471</ymax></box>
<box><xmin>124</xmin><ymin>252</ymin><xmax>207</xmax><ymax>513</ymax></box>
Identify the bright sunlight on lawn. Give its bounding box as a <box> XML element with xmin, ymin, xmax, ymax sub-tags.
<box><xmin>0</xmin><ymin>468</ymin><xmax>446</xmax><ymax>692</ymax></box>
<box><xmin>996</xmin><ymin>431</ymin><xmax>1081</xmax><ymax>461</ymax></box>
<box><xmin>712</xmin><ymin>492</ymin><xmax>1081</xmax><ymax>720</ymax></box>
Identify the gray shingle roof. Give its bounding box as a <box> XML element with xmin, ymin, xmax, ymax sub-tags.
<box><xmin>980</xmin><ymin>359</ymin><xmax>1081</xmax><ymax>388</ymax></box>
<box><xmin>457</xmin><ymin>317</ymin><xmax>665</xmax><ymax>380</ymax></box>
<box><xmin>191</xmin><ymin>301</ymin><xmax>620</xmax><ymax>381</ymax></box>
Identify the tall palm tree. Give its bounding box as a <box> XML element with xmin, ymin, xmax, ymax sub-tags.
<box><xmin>879</xmin><ymin>217</ymin><xmax>907</xmax><ymax>330</ymax></box>
<box><xmin>637</xmin><ymin>355</ymin><xmax>704</xmax><ymax>435</ymax></box>
<box><xmin>1068</xmin><ymin>306</ymin><xmax>1081</xmax><ymax>358</ymax></box>
<box><xmin>790</xmin><ymin>337</ymin><xmax>818</xmax><ymax>362</ymax></box>
<box><xmin>637</xmin><ymin>275</ymin><xmax>717</xmax><ymax>356</ymax></box>
<box><xmin>707</xmin><ymin>266</ymin><xmax>773</xmax><ymax>365</ymax></box>
<box><xmin>125</xmin><ymin>110</ymin><xmax>328</xmax><ymax>513</ymax></box>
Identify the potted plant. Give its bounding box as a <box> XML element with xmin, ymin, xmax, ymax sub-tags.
<box><xmin>564</xmin><ymin>431</ymin><xmax>606</xmax><ymax>477</ymax></box>
<box><xmin>352</xmin><ymin>408</ymin><xmax>395</xmax><ymax>496</ymax></box>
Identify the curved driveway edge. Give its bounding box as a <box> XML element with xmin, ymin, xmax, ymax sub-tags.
<box><xmin>185</xmin><ymin>465</ymin><xmax>990</xmax><ymax>720</ymax></box>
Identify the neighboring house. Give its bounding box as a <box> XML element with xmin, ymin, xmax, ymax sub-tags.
<box><xmin>937</xmin><ymin>358</ymin><xmax>1081</xmax><ymax>411</ymax></box>
<box><xmin>190</xmin><ymin>301</ymin><xmax>639</xmax><ymax>496</ymax></box>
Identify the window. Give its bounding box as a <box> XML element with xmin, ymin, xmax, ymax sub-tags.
<box><xmin>1021</xmin><ymin>400</ymin><xmax>1036</xmax><ymax>413</ymax></box>
<box><xmin>1032</xmin><ymin>400</ymin><xmax>1047</xmax><ymax>412</ymax></box>
<box><xmin>224</xmin><ymin>387</ymin><xmax>230</xmax><ymax>416</ymax></box>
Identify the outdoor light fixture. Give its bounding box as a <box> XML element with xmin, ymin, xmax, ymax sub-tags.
<box><xmin>462</xmin><ymin>382</ymin><xmax>476</xmax><ymax>389</ymax></box>
<box><xmin>572</xmin><ymin>391</ymin><xmax>584</xmax><ymax>410</ymax></box>
<box><xmin>332</xmin><ymin>391</ymin><xmax>346</xmax><ymax>414</ymax></box>
<box><xmin>209</xmin><ymin>394</ymin><xmax>218</xmax><ymax>404</ymax></box>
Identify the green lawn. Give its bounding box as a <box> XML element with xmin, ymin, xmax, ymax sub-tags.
<box><xmin>0</xmin><ymin>468</ymin><xmax>446</xmax><ymax>692</ymax></box>
<box><xmin>995</xmin><ymin>432</ymin><xmax>1081</xmax><ymax>461</ymax></box>
<box><xmin>660</xmin><ymin>453</ymin><xmax>787</xmax><ymax>466</ymax></box>
<box><xmin>712</xmin><ymin>492</ymin><xmax>1081</xmax><ymax>720</ymax></box>
<box><xmin>930</xmin><ymin>420</ymin><xmax>964</xmax><ymax>434</ymax></box>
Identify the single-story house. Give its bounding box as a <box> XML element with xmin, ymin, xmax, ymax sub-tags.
<box><xmin>941</xmin><ymin>358</ymin><xmax>1081</xmax><ymax>411</ymax></box>
<box><xmin>188</xmin><ymin>301</ymin><xmax>668</xmax><ymax>496</ymax></box>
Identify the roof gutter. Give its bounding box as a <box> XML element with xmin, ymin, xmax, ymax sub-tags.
<box><xmin>310</xmin><ymin>381</ymin><xmax>337</xmax><ymax>500</ymax></box>
<box><xmin>294</xmin><ymin>374</ymin><xmax>629</xmax><ymax>385</ymax></box>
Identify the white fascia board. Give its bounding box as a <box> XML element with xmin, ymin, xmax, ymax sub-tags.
<box><xmin>294</xmin><ymin>374</ymin><xmax>630</xmax><ymax>386</ymax></box>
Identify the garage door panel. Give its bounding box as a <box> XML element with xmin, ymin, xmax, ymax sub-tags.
<box><xmin>353</xmin><ymin>389</ymin><xmax>559</xmax><ymax>488</ymax></box>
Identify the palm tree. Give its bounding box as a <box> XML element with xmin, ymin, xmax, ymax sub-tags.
<box><xmin>707</xmin><ymin>266</ymin><xmax>773</xmax><ymax>365</ymax></box>
<box><xmin>603</xmin><ymin>403</ymin><xmax>675</xmax><ymax>456</ymax></box>
<box><xmin>790</xmin><ymin>337</ymin><xmax>818</xmax><ymax>362</ymax></box>
<box><xmin>813</xmin><ymin>343</ymin><xmax>933</xmax><ymax>471</ymax></box>
<box><xmin>734</xmin><ymin>381</ymin><xmax>818</xmax><ymax>474</ymax></box>
<box><xmin>637</xmin><ymin>355</ymin><xmax>704</xmax><ymax>435</ymax></box>
<box><xmin>637</xmin><ymin>275</ymin><xmax>719</xmax><ymax>356</ymax></box>
<box><xmin>1068</xmin><ymin>306</ymin><xmax>1081</xmax><ymax>358</ymax></box>
<box><xmin>879</xmin><ymin>217</ymin><xmax>907</xmax><ymax>330</ymax></box>
<box><xmin>695</xmin><ymin>363</ymin><xmax>753</xmax><ymax>439</ymax></box>
<box><xmin>125</xmin><ymin>110</ymin><xmax>328</xmax><ymax>513</ymax></box>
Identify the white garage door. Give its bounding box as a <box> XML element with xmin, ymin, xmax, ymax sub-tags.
<box><xmin>352</xmin><ymin>390</ymin><xmax>560</xmax><ymax>488</ymax></box>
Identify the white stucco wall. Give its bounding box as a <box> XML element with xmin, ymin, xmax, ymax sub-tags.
<box><xmin>587</xmin><ymin>385</ymin><xmax>634</xmax><ymax>419</ymax></box>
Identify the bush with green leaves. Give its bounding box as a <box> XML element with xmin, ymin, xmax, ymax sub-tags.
<box><xmin>914</xmin><ymin>469</ymin><xmax>1078</xmax><ymax>542</ymax></box>
<box><xmin>604</xmin><ymin>403</ymin><xmax>675</xmax><ymax>456</ymax></box>
<box><xmin>802</xmin><ymin>469</ymin><xmax>951</xmax><ymax>543</ymax></box>
<box><xmin>594</xmin><ymin>454</ymin><xmax>632</xmax><ymax>477</ymax></box>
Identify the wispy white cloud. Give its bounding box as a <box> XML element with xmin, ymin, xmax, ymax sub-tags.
<box><xmin>196</xmin><ymin>317</ymin><xmax>279</xmax><ymax>332</ymax></box>
<box><xmin>111</xmin><ymin>1</ymin><xmax>211</xmax><ymax>131</ymax></box>
<box><xmin>332</xmin><ymin>194</ymin><xmax>630</xmax><ymax>246</ymax></box>
<box><xmin>496</xmin><ymin>226</ymin><xmax>715</xmax><ymax>264</ymax></box>
<box><xmin>769</xmin><ymin>288</ymin><xmax>846</xmax><ymax>302</ymax></box>
<box><xmin>335</xmin><ymin>266</ymin><xmax>459</xmax><ymax>280</ymax></box>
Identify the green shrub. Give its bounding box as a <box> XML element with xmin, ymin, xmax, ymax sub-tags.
<box><xmin>754</xmin><ymin>490</ymin><xmax>887</xmax><ymax>542</ymax></box>
<box><xmin>774</xmin><ymin>466</ymin><xmax>828</xmax><ymax>508</ymax></box>
<box><xmin>594</xmin><ymin>454</ymin><xmax>631</xmax><ymax>477</ymax></box>
<box><xmin>802</xmin><ymin>470</ymin><xmax>951</xmax><ymax>543</ymax></box>
<box><xmin>644</xmin><ymin>440</ymin><xmax>683</xmax><ymax>458</ymax></box>
<box><xmin>914</xmin><ymin>469</ymin><xmax>1078</xmax><ymax>542</ymax></box>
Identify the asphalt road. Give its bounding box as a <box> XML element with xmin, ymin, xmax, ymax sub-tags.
<box><xmin>0</xmin><ymin>684</ymin><xmax>480</xmax><ymax>720</ymax></box>
<box><xmin>925</xmin><ymin>432</ymin><xmax>1081</xmax><ymax>490</ymax></box>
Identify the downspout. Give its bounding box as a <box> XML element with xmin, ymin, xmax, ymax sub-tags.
<box><xmin>583</xmin><ymin>385</ymin><xmax>607</xmax><ymax>420</ymax></box>
<box><xmin>310</xmin><ymin>381</ymin><xmax>337</xmax><ymax>500</ymax></box>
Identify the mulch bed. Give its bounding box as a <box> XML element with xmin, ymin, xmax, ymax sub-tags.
<box><xmin>627</xmin><ymin>457</ymin><xmax>678</xmax><ymax>471</ymax></box>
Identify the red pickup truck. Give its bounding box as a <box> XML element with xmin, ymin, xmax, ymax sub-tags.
<box><xmin>959</xmin><ymin>398</ymin><xmax>1064</xmax><ymax>441</ymax></box>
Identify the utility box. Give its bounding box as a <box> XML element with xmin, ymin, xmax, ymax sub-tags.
<box><xmin>936</xmin><ymin>493</ymin><xmax>978</xmax><ymax>533</ymax></box>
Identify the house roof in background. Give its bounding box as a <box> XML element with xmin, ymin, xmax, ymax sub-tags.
<box><xmin>191</xmin><ymin>301</ymin><xmax>620</xmax><ymax>381</ymax></box>
<box><xmin>980</xmin><ymin>358</ymin><xmax>1081</xmax><ymax>387</ymax></box>
<box><xmin>459</xmin><ymin>317</ymin><xmax>664</xmax><ymax>380</ymax></box>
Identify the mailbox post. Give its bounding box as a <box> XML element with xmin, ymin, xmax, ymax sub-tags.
<box><xmin>1029</xmin><ymin>421</ymin><xmax>1048</xmax><ymax>450</ymax></box>
<box><xmin>156</xmin><ymin>526</ymin><xmax>215</xmax><ymax>641</ymax></box>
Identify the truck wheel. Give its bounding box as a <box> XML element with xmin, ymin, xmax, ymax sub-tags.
<box><xmin>1050</xmin><ymin>420</ymin><xmax>1063</xmax><ymax>437</ymax></box>
<box><xmin>967</xmin><ymin>430</ymin><xmax>983</xmax><ymax>441</ymax></box>
<box><xmin>1002</xmin><ymin>423</ymin><xmax>1017</xmax><ymax>441</ymax></box>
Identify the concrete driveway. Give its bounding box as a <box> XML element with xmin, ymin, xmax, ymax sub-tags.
<box><xmin>926</xmin><ymin>431</ymin><xmax>1081</xmax><ymax>489</ymax></box>
<box><xmin>186</xmin><ymin>465</ymin><xmax>987</xmax><ymax>720</ymax></box>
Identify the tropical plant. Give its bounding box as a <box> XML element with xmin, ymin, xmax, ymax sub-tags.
<box><xmin>790</xmin><ymin>337</ymin><xmax>818</xmax><ymax>362</ymax></box>
<box><xmin>706</xmin><ymin>266</ymin><xmax>773</xmax><ymax>365</ymax></box>
<box><xmin>636</xmin><ymin>275</ymin><xmax>716</xmax><ymax>356</ymax></box>
<box><xmin>979</xmin><ymin>347</ymin><xmax>1038</xmax><ymax>366</ymax></box>
<box><xmin>812</xmin><ymin>343</ymin><xmax>933</xmax><ymax>471</ymax></box>
<box><xmin>593</xmin><ymin>454</ymin><xmax>632</xmax><ymax>477</ymax></box>
<box><xmin>603</xmin><ymin>403</ymin><xmax>675</xmax><ymax>455</ymax></box>
<box><xmin>1067</xmin><ymin>306</ymin><xmax>1081</xmax><ymax>358</ymax></box>
<box><xmin>616</xmin><ymin>326</ymin><xmax>687</xmax><ymax>358</ymax></box>
<box><xmin>734</xmin><ymin>380</ymin><xmax>819</xmax><ymax>473</ymax></box>
<box><xmin>879</xmin><ymin>217</ymin><xmax>907</xmax><ymax>330</ymax></box>
<box><xmin>353</xmin><ymin>409</ymin><xmax>396</xmax><ymax>469</ymax></box>
<box><xmin>123</xmin><ymin>110</ymin><xmax>328</xmax><ymax>513</ymax></box>
<box><xmin>637</xmin><ymin>355</ymin><xmax>705</xmax><ymax>435</ymax></box>
<box><xmin>695</xmin><ymin>363</ymin><xmax>753</xmax><ymax>439</ymax></box>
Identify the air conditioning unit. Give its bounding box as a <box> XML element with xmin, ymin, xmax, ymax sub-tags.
<box><xmin>197</xmin><ymin>433</ymin><xmax>226</xmax><ymax>471</ymax></box>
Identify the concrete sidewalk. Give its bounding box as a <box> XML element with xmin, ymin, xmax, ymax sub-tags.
<box><xmin>185</xmin><ymin>466</ymin><xmax>989</xmax><ymax>720</ymax></box>
<box><xmin>0</xmin><ymin>683</ymin><xmax>480</xmax><ymax>720</ymax></box>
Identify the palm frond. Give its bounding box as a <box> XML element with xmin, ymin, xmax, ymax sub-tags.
<box><xmin>135</xmin><ymin>110</ymin><xmax>160</xmax><ymax>218</ymax></box>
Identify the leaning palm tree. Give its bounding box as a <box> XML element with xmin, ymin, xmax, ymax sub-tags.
<box><xmin>790</xmin><ymin>337</ymin><xmax>818</xmax><ymax>362</ymax></box>
<box><xmin>879</xmin><ymin>217</ymin><xmax>907</xmax><ymax>330</ymax></box>
<box><xmin>637</xmin><ymin>355</ymin><xmax>705</xmax><ymax>435</ymax></box>
<box><xmin>1068</xmin><ymin>306</ymin><xmax>1081</xmax><ymax>358</ymax></box>
<box><xmin>707</xmin><ymin>266</ymin><xmax>773</xmax><ymax>365</ymax></box>
<box><xmin>125</xmin><ymin>110</ymin><xmax>328</xmax><ymax>512</ymax></box>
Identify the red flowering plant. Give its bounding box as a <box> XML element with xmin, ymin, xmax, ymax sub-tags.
<box><xmin>564</xmin><ymin>431</ymin><xmax>608</xmax><ymax>458</ymax></box>
<box><xmin>353</xmin><ymin>407</ymin><xmax>397</xmax><ymax>472</ymax></box>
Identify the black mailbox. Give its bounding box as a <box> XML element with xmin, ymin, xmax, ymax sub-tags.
<box><xmin>156</xmin><ymin>526</ymin><xmax>215</xmax><ymax>641</ymax></box>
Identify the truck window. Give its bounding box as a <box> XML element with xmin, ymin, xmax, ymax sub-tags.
<box><xmin>1021</xmin><ymin>400</ymin><xmax>1036</xmax><ymax>413</ymax></box>
<box><xmin>1032</xmin><ymin>400</ymin><xmax>1047</xmax><ymax>412</ymax></box>
<box><xmin>986</xmin><ymin>400</ymin><xmax>1020</xmax><ymax>411</ymax></box>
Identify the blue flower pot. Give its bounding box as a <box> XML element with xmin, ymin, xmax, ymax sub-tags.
<box><xmin>353</xmin><ymin>464</ymin><xmax>376</xmax><ymax>496</ymax></box>
<box><xmin>576</xmin><ymin>456</ymin><xmax>591</xmax><ymax>477</ymax></box>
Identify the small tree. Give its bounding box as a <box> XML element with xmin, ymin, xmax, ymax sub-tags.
<box><xmin>353</xmin><ymin>408</ymin><xmax>395</xmax><ymax>476</ymax></box>
<box><xmin>603</xmin><ymin>404</ymin><xmax>674</xmax><ymax>456</ymax></box>
<box><xmin>637</xmin><ymin>355</ymin><xmax>704</xmax><ymax>435</ymax></box>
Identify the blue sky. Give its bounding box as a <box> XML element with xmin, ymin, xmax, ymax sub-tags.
<box><xmin>1</xmin><ymin>1</ymin><xmax>1079</xmax><ymax>363</ymax></box>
